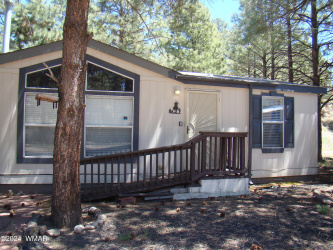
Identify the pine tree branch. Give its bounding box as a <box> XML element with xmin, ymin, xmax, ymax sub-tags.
<box><xmin>124</xmin><ymin>0</ymin><xmax>165</xmax><ymax>57</ymax></box>
<box><xmin>43</xmin><ymin>62</ymin><xmax>60</xmax><ymax>87</ymax></box>
<box><xmin>321</xmin><ymin>94</ymin><xmax>333</xmax><ymax>110</ymax></box>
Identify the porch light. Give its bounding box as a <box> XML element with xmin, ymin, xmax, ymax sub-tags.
<box><xmin>174</xmin><ymin>87</ymin><xmax>181</xmax><ymax>95</ymax></box>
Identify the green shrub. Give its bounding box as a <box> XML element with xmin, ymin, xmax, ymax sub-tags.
<box><xmin>316</xmin><ymin>204</ymin><xmax>332</xmax><ymax>214</ymax></box>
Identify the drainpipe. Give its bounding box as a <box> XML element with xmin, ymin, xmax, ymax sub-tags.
<box><xmin>2</xmin><ymin>0</ymin><xmax>14</xmax><ymax>53</ymax></box>
<box><xmin>248</xmin><ymin>84</ymin><xmax>253</xmax><ymax>184</ymax></box>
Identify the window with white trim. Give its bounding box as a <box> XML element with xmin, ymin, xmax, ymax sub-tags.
<box><xmin>24</xmin><ymin>93</ymin><xmax>57</xmax><ymax>157</ymax></box>
<box><xmin>85</xmin><ymin>95</ymin><xmax>133</xmax><ymax>156</ymax></box>
<box><xmin>262</xmin><ymin>96</ymin><xmax>284</xmax><ymax>148</ymax></box>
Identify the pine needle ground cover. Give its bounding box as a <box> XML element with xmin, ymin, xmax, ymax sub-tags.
<box><xmin>21</xmin><ymin>183</ymin><xmax>333</xmax><ymax>249</ymax></box>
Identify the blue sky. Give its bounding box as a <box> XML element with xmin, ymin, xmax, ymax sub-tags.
<box><xmin>203</xmin><ymin>0</ymin><xmax>240</xmax><ymax>24</ymax></box>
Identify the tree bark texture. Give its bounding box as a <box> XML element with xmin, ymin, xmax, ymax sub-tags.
<box><xmin>310</xmin><ymin>0</ymin><xmax>322</xmax><ymax>162</ymax></box>
<box><xmin>51</xmin><ymin>0</ymin><xmax>91</xmax><ymax>228</ymax></box>
<box><xmin>286</xmin><ymin>2</ymin><xmax>293</xmax><ymax>83</ymax></box>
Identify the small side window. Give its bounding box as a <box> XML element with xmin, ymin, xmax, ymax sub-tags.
<box><xmin>262</xmin><ymin>96</ymin><xmax>284</xmax><ymax>148</ymax></box>
<box><xmin>251</xmin><ymin>93</ymin><xmax>294</xmax><ymax>153</ymax></box>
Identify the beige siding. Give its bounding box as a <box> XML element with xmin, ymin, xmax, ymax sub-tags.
<box><xmin>251</xmin><ymin>90</ymin><xmax>318</xmax><ymax>178</ymax></box>
<box><xmin>0</xmin><ymin>52</ymin><xmax>61</xmax><ymax>184</ymax></box>
<box><xmin>0</xmin><ymin>46</ymin><xmax>319</xmax><ymax>185</ymax></box>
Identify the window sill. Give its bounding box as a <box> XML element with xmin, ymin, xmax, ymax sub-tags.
<box><xmin>17</xmin><ymin>157</ymin><xmax>53</xmax><ymax>164</ymax></box>
<box><xmin>262</xmin><ymin>148</ymin><xmax>284</xmax><ymax>153</ymax></box>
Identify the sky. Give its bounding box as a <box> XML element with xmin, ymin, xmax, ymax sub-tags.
<box><xmin>203</xmin><ymin>0</ymin><xmax>240</xmax><ymax>24</ymax></box>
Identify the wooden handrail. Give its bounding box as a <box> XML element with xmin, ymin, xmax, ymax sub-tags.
<box><xmin>80</xmin><ymin>132</ymin><xmax>248</xmax><ymax>201</ymax></box>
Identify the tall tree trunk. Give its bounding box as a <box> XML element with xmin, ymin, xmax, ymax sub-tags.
<box><xmin>51</xmin><ymin>0</ymin><xmax>91</xmax><ymax>228</ymax></box>
<box><xmin>270</xmin><ymin>45</ymin><xmax>275</xmax><ymax>80</ymax></box>
<box><xmin>247</xmin><ymin>48</ymin><xmax>251</xmax><ymax>77</ymax></box>
<box><xmin>286</xmin><ymin>1</ymin><xmax>293</xmax><ymax>83</ymax></box>
<box><xmin>262</xmin><ymin>51</ymin><xmax>267</xmax><ymax>79</ymax></box>
<box><xmin>310</xmin><ymin>0</ymin><xmax>322</xmax><ymax>162</ymax></box>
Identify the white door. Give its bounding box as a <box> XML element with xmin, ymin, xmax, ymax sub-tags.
<box><xmin>186</xmin><ymin>91</ymin><xmax>219</xmax><ymax>140</ymax></box>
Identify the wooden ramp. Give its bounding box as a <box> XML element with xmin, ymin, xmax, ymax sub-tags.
<box><xmin>80</xmin><ymin>132</ymin><xmax>248</xmax><ymax>201</ymax></box>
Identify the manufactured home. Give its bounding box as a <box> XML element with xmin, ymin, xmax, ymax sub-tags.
<box><xmin>0</xmin><ymin>40</ymin><xmax>327</xmax><ymax>200</ymax></box>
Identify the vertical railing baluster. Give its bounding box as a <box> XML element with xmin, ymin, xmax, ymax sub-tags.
<box><xmin>232</xmin><ymin>137</ymin><xmax>237</xmax><ymax>172</ymax></box>
<box><xmin>214</xmin><ymin>136</ymin><xmax>218</xmax><ymax>171</ymax></box>
<box><xmin>168</xmin><ymin>149</ymin><xmax>171</xmax><ymax>182</ymax></box>
<box><xmin>228</xmin><ymin>137</ymin><xmax>232</xmax><ymax>170</ymax></box>
<box><xmin>174</xmin><ymin>149</ymin><xmax>177</xmax><ymax>181</ymax></box>
<box><xmin>104</xmin><ymin>158</ymin><xmax>107</xmax><ymax>193</ymax></box>
<box><xmin>111</xmin><ymin>157</ymin><xmax>114</xmax><ymax>192</ymax></box>
<box><xmin>84</xmin><ymin>160</ymin><xmax>87</xmax><ymax>196</ymax></box>
<box><xmin>90</xmin><ymin>160</ymin><xmax>93</xmax><ymax>194</ymax></box>
<box><xmin>241</xmin><ymin>136</ymin><xmax>246</xmax><ymax>175</ymax></box>
<box><xmin>98</xmin><ymin>158</ymin><xmax>101</xmax><ymax>194</ymax></box>
<box><xmin>150</xmin><ymin>151</ymin><xmax>153</xmax><ymax>185</ymax></box>
<box><xmin>209</xmin><ymin>136</ymin><xmax>212</xmax><ymax>171</ymax></box>
<box><xmin>156</xmin><ymin>151</ymin><xmax>159</xmax><ymax>183</ymax></box>
<box><xmin>218</xmin><ymin>137</ymin><xmax>220</xmax><ymax>171</ymax></box>
<box><xmin>124</xmin><ymin>155</ymin><xmax>127</xmax><ymax>185</ymax></box>
<box><xmin>117</xmin><ymin>156</ymin><xmax>120</xmax><ymax>191</ymax></box>
<box><xmin>222</xmin><ymin>137</ymin><xmax>227</xmax><ymax>171</ymax></box>
<box><xmin>162</xmin><ymin>150</ymin><xmax>165</xmax><ymax>182</ymax></box>
<box><xmin>202</xmin><ymin>137</ymin><xmax>207</xmax><ymax>173</ymax></box>
<box><xmin>130</xmin><ymin>154</ymin><xmax>134</xmax><ymax>188</ymax></box>
<box><xmin>143</xmin><ymin>154</ymin><xmax>147</xmax><ymax>187</ymax></box>
<box><xmin>180</xmin><ymin>147</ymin><xmax>183</xmax><ymax>180</ymax></box>
<box><xmin>190</xmin><ymin>142</ymin><xmax>196</xmax><ymax>183</ymax></box>
<box><xmin>197</xmin><ymin>141</ymin><xmax>201</xmax><ymax>174</ymax></box>
<box><xmin>186</xmin><ymin>148</ymin><xmax>189</xmax><ymax>180</ymax></box>
<box><xmin>137</xmin><ymin>154</ymin><xmax>140</xmax><ymax>187</ymax></box>
<box><xmin>237</xmin><ymin>137</ymin><xmax>240</xmax><ymax>171</ymax></box>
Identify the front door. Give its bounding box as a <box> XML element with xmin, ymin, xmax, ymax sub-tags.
<box><xmin>186</xmin><ymin>90</ymin><xmax>219</xmax><ymax>140</ymax></box>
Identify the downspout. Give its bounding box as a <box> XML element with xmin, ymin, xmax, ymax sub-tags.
<box><xmin>2</xmin><ymin>0</ymin><xmax>14</xmax><ymax>53</ymax></box>
<box><xmin>248</xmin><ymin>84</ymin><xmax>253</xmax><ymax>184</ymax></box>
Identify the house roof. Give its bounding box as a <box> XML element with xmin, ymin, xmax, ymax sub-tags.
<box><xmin>176</xmin><ymin>72</ymin><xmax>328</xmax><ymax>94</ymax></box>
<box><xmin>0</xmin><ymin>39</ymin><xmax>178</xmax><ymax>79</ymax></box>
<box><xmin>0</xmin><ymin>39</ymin><xmax>327</xmax><ymax>95</ymax></box>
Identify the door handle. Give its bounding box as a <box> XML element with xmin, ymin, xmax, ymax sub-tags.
<box><xmin>187</xmin><ymin>126</ymin><xmax>190</xmax><ymax>134</ymax></box>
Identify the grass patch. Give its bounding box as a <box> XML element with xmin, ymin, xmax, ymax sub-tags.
<box><xmin>316</xmin><ymin>205</ymin><xmax>332</xmax><ymax>215</ymax></box>
<box><xmin>118</xmin><ymin>233</ymin><xmax>133</xmax><ymax>241</ymax></box>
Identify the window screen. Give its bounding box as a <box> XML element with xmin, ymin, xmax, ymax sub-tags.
<box><xmin>262</xmin><ymin>96</ymin><xmax>284</xmax><ymax>148</ymax></box>
<box><xmin>24</xmin><ymin>93</ymin><xmax>57</xmax><ymax>157</ymax></box>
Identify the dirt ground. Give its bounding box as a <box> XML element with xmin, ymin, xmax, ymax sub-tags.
<box><xmin>9</xmin><ymin>182</ymin><xmax>333</xmax><ymax>249</ymax></box>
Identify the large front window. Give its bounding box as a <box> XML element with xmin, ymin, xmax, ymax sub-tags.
<box><xmin>18</xmin><ymin>57</ymin><xmax>139</xmax><ymax>163</ymax></box>
<box><xmin>262</xmin><ymin>96</ymin><xmax>284</xmax><ymax>148</ymax></box>
<box><xmin>85</xmin><ymin>95</ymin><xmax>133</xmax><ymax>156</ymax></box>
<box><xmin>24</xmin><ymin>93</ymin><xmax>57</xmax><ymax>157</ymax></box>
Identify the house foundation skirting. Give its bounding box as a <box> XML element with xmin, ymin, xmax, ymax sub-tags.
<box><xmin>0</xmin><ymin>184</ymin><xmax>53</xmax><ymax>194</ymax></box>
<box><xmin>251</xmin><ymin>175</ymin><xmax>317</xmax><ymax>185</ymax></box>
<box><xmin>172</xmin><ymin>178</ymin><xmax>250</xmax><ymax>200</ymax></box>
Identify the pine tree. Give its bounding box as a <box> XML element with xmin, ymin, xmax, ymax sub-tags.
<box><xmin>163</xmin><ymin>1</ymin><xmax>227</xmax><ymax>74</ymax></box>
<box><xmin>9</xmin><ymin>0</ymin><xmax>63</xmax><ymax>50</ymax></box>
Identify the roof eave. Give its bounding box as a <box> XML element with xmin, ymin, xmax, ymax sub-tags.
<box><xmin>175</xmin><ymin>74</ymin><xmax>327</xmax><ymax>95</ymax></box>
